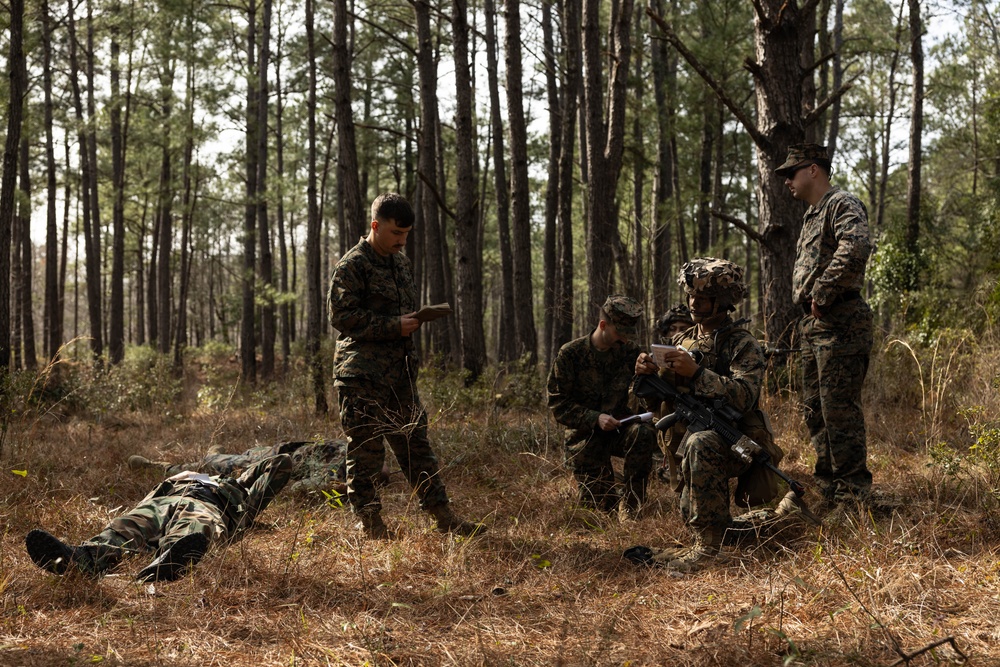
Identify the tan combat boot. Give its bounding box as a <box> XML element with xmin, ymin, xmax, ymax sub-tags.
<box><xmin>427</xmin><ymin>505</ymin><xmax>486</xmax><ymax>537</ymax></box>
<box><xmin>655</xmin><ymin>526</ymin><xmax>723</xmax><ymax>572</ymax></box>
<box><xmin>359</xmin><ymin>512</ymin><xmax>394</xmax><ymax>540</ymax></box>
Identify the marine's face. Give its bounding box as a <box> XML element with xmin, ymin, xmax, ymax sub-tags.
<box><xmin>687</xmin><ymin>294</ymin><xmax>726</xmax><ymax>327</ymax></box>
<box><xmin>598</xmin><ymin>320</ymin><xmax>629</xmax><ymax>348</ymax></box>
<box><xmin>667</xmin><ymin>321</ymin><xmax>690</xmax><ymax>337</ymax></box>
<box><xmin>370</xmin><ymin>218</ymin><xmax>410</xmax><ymax>256</ymax></box>
<box><xmin>784</xmin><ymin>163</ymin><xmax>816</xmax><ymax>201</ymax></box>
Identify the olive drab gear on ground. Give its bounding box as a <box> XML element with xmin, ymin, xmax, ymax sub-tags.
<box><xmin>130</xmin><ymin>440</ymin><xmax>352</xmax><ymax>496</ymax></box>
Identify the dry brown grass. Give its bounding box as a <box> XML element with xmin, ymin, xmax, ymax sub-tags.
<box><xmin>1</xmin><ymin>334</ymin><xmax>997</xmax><ymax>666</ymax></box>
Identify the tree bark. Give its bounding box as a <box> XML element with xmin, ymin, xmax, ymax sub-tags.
<box><xmin>109</xmin><ymin>0</ymin><xmax>126</xmax><ymax>364</ymax></box>
<box><xmin>905</xmin><ymin>0</ymin><xmax>924</xmax><ymax>283</ymax></box>
<box><xmin>484</xmin><ymin>0</ymin><xmax>516</xmax><ymax>363</ymax></box>
<box><xmin>553</xmin><ymin>0</ymin><xmax>581</xmax><ymax>351</ymax></box>
<box><xmin>40</xmin><ymin>0</ymin><xmax>62</xmax><ymax>362</ymax></box>
<box><xmin>242</xmin><ymin>0</ymin><xmax>258</xmax><ymax>384</ymax></box>
<box><xmin>582</xmin><ymin>0</ymin><xmax>633</xmax><ymax>320</ymax></box>
<box><xmin>305</xmin><ymin>0</ymin><xmax>328</xmax><ymax>413</ymax></box>
<box><xmin>452</xmin><ymin>0</ymin><xmax>486</xmax><ymax>379</ymax></box>
<box><xmin>333</xmin><ymin>0</ymin><xmax>365</xmax><ymax>246</ymax></box>
<box><xmin>650</xmin><ymin>0</ymin><xmax>676</xmax><ymax>317</ymax></box>
<box><xmin>505</xmin><ymin>0</ymin><xmax>539</xmax><ymax>363</ymax></box>
<box><xmin>275</xmin><ymin>22</ymin><xmax>291</xmax><ymax>372</ymax></box>
<box><xmin>0</xmin><ymin>0</ymin><xmax>26</xmax><ymax>369</ymax></box>
<box><xmin>258</xmin><ymin>0</ymin><xmax>276</xmax><ymax>379</ymax></box>
<box><xmin>542</xmin><ymin>0</ymin><xmax>561</xmax><ymax>366</ymax></box>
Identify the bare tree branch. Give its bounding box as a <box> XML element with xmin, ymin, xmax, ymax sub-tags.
<box><xmin>804</xmin><ymin>72</ymin><xmax>862</xmax><ymax>128</ymax></box>
<box><xmin>349</xmin><ymin>9</ymin><xmax>415</xmax><ymax>54</ymax></box>
<box><xmin>886</xmin><ymin>637</ymin><xmax>968</xmax><ymax>667</ymax></box>
<box><xmin>647</xmin><ymin>8</ymin><xmax>766</xmax><ymax>149</ymax></box>
<box><xmin>417</xmin><ymin>169</ymin><xmax>456</xmax><ymax>221</ymax></box>
<box><xmin>711</xmin><ymin>209</ymin><xmax>770</xmax><ymax>249</ymax></box>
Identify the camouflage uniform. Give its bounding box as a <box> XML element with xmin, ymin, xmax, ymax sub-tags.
<box><xmin>785</xmin><ymin>144</ymin><xmax>874</xmax><ymax>501</ymax></box>
<box><xmin>159</xmin><ymin>440</ymin><xmax>348</xmax><ymax>495</ymax></box>
<box><xmin>664</xmin><ymin>320</ymin><xmax>768</xmax><ymax>532</ymax></box>
<box><xmin>547</xmin><ymin>296</ymin><xmax>656</xmax><ymax>512</ymax></box>
<box><xmin>27</xmin><ymin>454</ymin><xmax>292</xmax><ymax>578</ymax></box>
<box><xmin>328</xmin><ymin>237</ymin><xmax>449</xmax><ymax>518</ymax></box>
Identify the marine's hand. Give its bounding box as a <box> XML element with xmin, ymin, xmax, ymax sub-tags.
<box><xmin>597</xmin><ymin>413</ymin><xmax>620</xmax><ymax>431</ymax></box>
<box><xmin>401</xmin><ymin>313</ymin><xmax>421</xmax><ymax>337</ymax></box>
<box><xmin>635</xmin><ymin>353</ymin><xmax>658</xmax><ymax>375</ymax></box>
<box><xmin>662</xmin><ymin>348</ymin><xmax>699</xmax><ymax>378</ymax></box>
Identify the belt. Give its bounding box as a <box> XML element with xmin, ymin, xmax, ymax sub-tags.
<box><xmin>801</xmin><ymin>290</ymin><xmax>861</xmax><ymax>314</ymax></box>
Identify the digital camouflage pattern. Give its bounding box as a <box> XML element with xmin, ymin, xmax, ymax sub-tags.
<box><xmin>327</xmin><ymin>237</ymin><xmax>418</xmax><ymax>387</ymax></box>
<box><xmin>774</xmin><ymin>142</ymin><xmax>829</xmax><ymax>176</ymax></box>
<box><xmin>791</xmin><ymin>188</ymin><xmax>871</xmax><ymax>309</ymax></box>
<box><xmin>329</xmin><ymin>237</ymin><xmax>452</xmax><ymax>518</ymax></box>
<box><xmin>548</xmin><ymin>334</ymin><xmax>656</xmax><ymax>511</ymax></box>
<box><xmin>678</xmin><ymin>257</ymin><xmax>749</xmax><ymax>305</ymax></box>
<box><xmin>601</xmin><ymin>295</ymin><xmax>643</xmax><ymax>337</ymax></box>
<box><xmin>52</xmin><ymin>455</ymin><xmax>292</xmax><ymax>575</ymax></box>
<box><xmin>793</xmin><ymin>186</ymin><xmax>874</xmax><ymax>500</ymax></box>
<box><xmin>161</xmin><ymin>440</ymin><xmax>348</xmax><ymax>495</ymax></box>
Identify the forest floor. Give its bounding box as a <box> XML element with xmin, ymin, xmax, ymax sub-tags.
<box><xmin>1</xmin><ymin>333</ymin><xmax>998</xmax><ymax>666</ymax></box>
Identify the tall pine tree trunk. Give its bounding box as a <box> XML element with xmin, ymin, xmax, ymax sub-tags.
<box><xmin>41</xmin><ymin>0</ymin><xmax>62</xmax><ymax>361</ymax></box>
<box><xmin>241</xmin><ymin>1</ymin><xmax>258</xmax><ymax>384</ymax></box>
<box><xmin>505</xmin><ymin>0</ymin><xmax>538</xmax><ymax>363</ymax></box>
<box><xmin>452</xmin><ymin>0</ymin><xmax>486</xmax><ymax>379</ymax></box>
<box><xmin>582</xmin><ymin>0</ymin><xmax>633</xmax><ymax>319</ymax></box>
<box><xmin>541</xmin><ymin>0</ymin><xmax>561</xmax><ymax>366</ymax></box>
<box><xmin>258</xmin><ymin>0</ymin><xmax>276</xmax><ymax>379</ymax></box>
<box><xmin>484</xmin><ymin>0</ymin><xmax>516</xmax><ymax>363</ymax></box>
<box><xmin>109</xmin><ymin>0</ymin><xmax>126</xmax><ymax>364</ymax></box>
<box><xmin>305</xmin><ymin>0</ymin><xmax>327</xmax><ymax>413</ymax></box>
<box><xmin>905</xmin><ymin>0</ymin><xmax>924</xmax><ymax>286</ymax></box>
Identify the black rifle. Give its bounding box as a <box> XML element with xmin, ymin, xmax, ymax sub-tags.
<box><xmin>632</xmin><ymin>373</ymin><xmax>806</xmax><ymax>497</ymax></box>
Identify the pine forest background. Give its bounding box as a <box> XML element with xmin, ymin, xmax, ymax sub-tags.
<box><xmin>1</xmin><ymin>0</ymin><xmax>998</xmax><ymax>389</ymax></box>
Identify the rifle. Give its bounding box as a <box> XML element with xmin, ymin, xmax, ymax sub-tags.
<box><xmin>632</xmin><ymin>373</ymin><xmax>806</xmax><ymax>497</ymax></box>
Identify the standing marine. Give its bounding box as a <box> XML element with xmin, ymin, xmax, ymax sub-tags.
<box><xmin>777</xmin><ymin>143</ymin><xmax>874</xmax><ymax>503</ymax></box>
<box><xmin>328</xmin><ymin>192</ymin><xmax>483</xmax><ymax>539</ymax></box>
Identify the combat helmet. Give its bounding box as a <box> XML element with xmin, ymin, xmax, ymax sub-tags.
<box><xmin>656</xmin><ymin>304</ymin><xmax>694</xmax><ymax>336</ymax></box>
<box><xmin>677</xmin><ymin>257</ymin><xmax>748</xmax><ymax>308</ymax></box>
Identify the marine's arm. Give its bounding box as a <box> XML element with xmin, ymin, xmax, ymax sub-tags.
<box><xmin>811</xmin><ymin>193</ymin><xmax>871</xmax><ymax>308</ymax></box>
<box><xmin>327</xmin><ymin>254</ymin><xmax>406</xmax><ymax>341</ymax></box>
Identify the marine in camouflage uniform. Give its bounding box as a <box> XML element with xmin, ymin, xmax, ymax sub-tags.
<box><xmin>129</xmin><ymin>440</ymin><xmax>357</xmax><ymax>496</ymax></box>
<box><xmin>328</xmin><ymin>193</ymin><xmax>481</xmax><ymax>539</ymax></box>
<box><xmin>631</xmin><ymin>258</ymin><xmax>812</xmax><ymax>571</ymax></box>
<box><xmin>547</xmin><ymin>295</ymin><xmax>656</xmax><ymax>516</ymax></box>
<box><xmin>655</xmin><ymin>303</ymin><xmax>694</xmax><ymax>343</ymax></box>
<box><xmin>26</xmin><ymin>454</ymin><xmax>292</xmax><ymax>582</ymax></box>
<box><xmin>778</xmin><ymin>143</ymin><xmax>874</xmax><ymax>502</ymax></box>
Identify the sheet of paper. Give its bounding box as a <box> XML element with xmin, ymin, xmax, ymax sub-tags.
<box><xmin>414</xmin><ymin>303</ymin><xmax>453</xmax><ymax>323</ymax></box>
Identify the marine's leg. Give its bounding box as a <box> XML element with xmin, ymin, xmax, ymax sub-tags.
<box><xmin>799</xmin><ymin>316</ymin><xmax>832</xmax><ymax>494</ymax></box>
<box><xmin>567</xmin><ymin>432</ymin><xmax>618</xmax><ymax>512</ymax></box>
<box><xmin>619</xmin><ymin>424</ymin><xmax>656</xmax><ymax>516</ymax></box>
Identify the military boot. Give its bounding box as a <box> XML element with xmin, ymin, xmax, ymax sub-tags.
<box><xmin>135</xmin><ymin>533</ymin><xmax>209</xmax><ymax>583</ymax></box>
<box><xmin>127</xmin><ymin>455</ymin><xmax>170</xmax><ymax>475</ymax></box>
<box><xmin>359</xmin><ymin>512</ymin><xmax>394</xmax><ymax>540</ymax></box>
<box><xmin>427</xmin><ymin>504</ymin><xmax>486</xmax><ymax>537</ymax></box>
<box><xmin>654</xmin><ymin>526</ymin><xmax>723</xmax><ymax>572</ymax></box>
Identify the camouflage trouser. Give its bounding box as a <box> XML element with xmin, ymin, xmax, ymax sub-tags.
<box><xmin>167</xmin><ymin>446</ymin><xmax>273</xmax><ymax>478</ymax></box>
<box><xmin>566</xmin><ymin>424</ymin><xmax>656</xmax><ymax>512</ymax></box>
<box><xmin>678</xmin><ymin>430</ymin><xmax>749</xmax><ymax>530</ymax></box>
<box><xmin>337</xmin><ymin>380</ymin><xmax>448</xmax><ymax>515</ymax></box>
<box><xmin>800</xmin><ymin>298</ymin><xmax>874</xmax><ymax>500</ymax></box>
<box><xmin>82</xmin><ymin>454</ymin><xmax>292</xmax><ymax>570</ymax></box>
